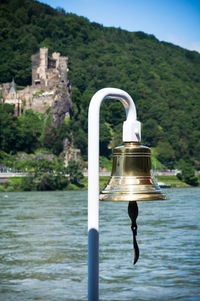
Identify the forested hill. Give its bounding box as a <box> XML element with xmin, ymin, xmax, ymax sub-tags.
<box><xmin>0</xmin><ymin>0</ymin><xmax>200</xmax><ymax>169</ymax></box>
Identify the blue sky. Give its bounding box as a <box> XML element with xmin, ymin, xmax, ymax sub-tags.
<box><xmin>39</xmin><ymin>0</ymin><xmax>200</xmax><ymax>52</ymax></box>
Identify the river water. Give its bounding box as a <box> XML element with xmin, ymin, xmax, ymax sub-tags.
<box><xmin>0</xmin><ymin>188</ymin><xmax>200</xmax><ymax>301</ymax></box>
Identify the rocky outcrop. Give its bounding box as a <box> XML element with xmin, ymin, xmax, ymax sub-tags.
<box><xmin>51</xmin><ymin>83</ymin><xmax>73</xmax><ymax>128</ymax></box>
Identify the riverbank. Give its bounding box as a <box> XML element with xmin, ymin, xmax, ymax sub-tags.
<box><xmin>80</xmin><ymin>174</ymin><xmax>198</xmax><ymax>190</ymax></box>
<box><xmin>88</xmin><ymin>175</ymin><xmax>191</xmax><ymax>189</ymax></box>
<box><xmin>0</xmin><ymin>175</ymin><xmax>197</xmax><ymax>192</ymax></box>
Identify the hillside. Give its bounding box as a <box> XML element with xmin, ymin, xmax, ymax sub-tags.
<box><xmin>0</xmin><ymin>0</ymin><xmax>200</xmax><ymax>169</ymax></box>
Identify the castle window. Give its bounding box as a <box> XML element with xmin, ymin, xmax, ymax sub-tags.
<box><xmin>48</xmin><ymin>58</ymin><xmax>56</xmax><ymax>69</ymax></box>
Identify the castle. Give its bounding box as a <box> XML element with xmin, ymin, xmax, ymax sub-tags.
<box><xmin>1</xmin><ymin>48</ymin><xmax>79</xmax><ymax>164</ymax></box>
<box><xmin>1</xmin><ymin>48</ymin><xmax>71</xmax><ymax>116</ymax></box>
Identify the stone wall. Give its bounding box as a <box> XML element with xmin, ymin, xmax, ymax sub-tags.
<box><xmin>31</xmin><ymin>93</ymin><xmax>55</xmax><ymax>113</ymax></box>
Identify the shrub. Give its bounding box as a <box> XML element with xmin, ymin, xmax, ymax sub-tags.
<box><xmin>177</xmin><ymin>161</ymin><xmax>199</xmax><ymax>186</ymax></box>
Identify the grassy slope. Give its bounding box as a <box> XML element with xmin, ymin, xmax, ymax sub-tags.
<box><xmin>156</xmin><ymin>175</ymin><xmax>188</xmax><ymax>187</ymax></box>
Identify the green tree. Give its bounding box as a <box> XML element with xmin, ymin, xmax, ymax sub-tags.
<box><xmin>17</xmin><ymin>109</ymin><xmax>44</xmax><ymax>153</ymax></box>
<box><xmin>72</xmin><ymin>126</ymin><xmax>88</xmax><ymax>159</ymax></box>
<box><xmin>20</xmin><ymin>157</ymin><xmax>68</xmax><ymax>191</ymax></box>
<box><xmin>100</xmin><ymin>122</ymin><xmax>112</xmax><ymax>157</ymax></box>
<box><xmin>66</xmin><ymin>159</ymin><xmax>83</xmax><ymax>185</ymax></box>
<box><xmin>177</xmin><ymin>160</ymin><xmax>199</xmax><ymax>186</ymax></box>
<box><xmin>20</xmin><ymin>175</ymin><xmax>36</xmax><ymax>191</ymax></box>
<box><xmin>142</xmin><ymin>119</ymin><xmax>162</xmax><ymax>147</ymax></box>
<box><xmin>156</xmin><ymin>141</ymin><xmax>175</xmax><ymax>169</ymax></box>
<box><xmin>0</xmin><ymin>103</ymin><xmax>19</xmax><ymax>153</ymax></box>
<box><xmin>42</xmin><ymin>112</ymin><xmax>71</xmax><ymax>156</ymax></box>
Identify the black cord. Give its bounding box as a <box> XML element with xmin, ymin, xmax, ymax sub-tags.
<box><xmin>128</xmin><ymin>201</ymin><xmax>139</xmax><ymax>265</ymax></box>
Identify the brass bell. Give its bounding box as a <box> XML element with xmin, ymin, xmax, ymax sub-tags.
<box><xmin>100</xmin><ymin>141</ymin><xmax>166</xmax><ymax>202</ymax></box>
<box><xmin>99</xmin><ymin>141</ymin><xmax>167</xmax><ymax>265</ymax></box>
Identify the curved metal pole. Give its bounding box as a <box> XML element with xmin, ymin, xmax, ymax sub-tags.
<box><xmin>88</xmin><ymin>88</ymin><xmax>139</xmax><ymax>301</ymax></box>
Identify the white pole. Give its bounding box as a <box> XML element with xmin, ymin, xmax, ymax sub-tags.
<box><xmin>88</xmin><ymin>88</ymin><xmax>140</xmax><ymax>301</ymax></box>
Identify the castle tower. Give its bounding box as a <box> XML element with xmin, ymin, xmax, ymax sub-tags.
<box><xmin>4</xmin><ymin>78</ymin><xmax>22</xmax><ymax>116</ymax></box>
<box><xmin>9</xmin><ymin>78</ymin><xmax>16</xmax><ymax>98</ymax></box>
<box><xmin>31</xmin><ymin>48</ymin><xmax>69</xmax><ymax>89</ymax></box>
<box><xmin>52</xmin><ymin>52</ymin><xmax>60</xmax><ymax>68</ymax></box>
<box><xmin>32</xmin><ymin>47</ymin><xmax>48</xmax><ymax>87</ymax></box>
<box><xmin>39</xmin><ymin>48</ymin><xmax>48</xmax><ymax>80</ymax></box>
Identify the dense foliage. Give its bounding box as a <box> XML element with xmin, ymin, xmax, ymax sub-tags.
<box><xmin>0</xmin><ymin>103</ymin><xmax>43</xmax><ymax>153</ymax></box>
<box><xmin>0</xmin><ymin>149</ymin><xmax>84</xmax><ymax>191</ymax></box>
<box><xmin>19</xmin><ymin>157</ymin><xmax>69</xmax><ymax>191</ymax></box>
<box><xmin>176</xmin><ymin>160</ymin><xmax>199</xmax><ymax>186</ymax></box>
<box><xmin>1</xmin><ymin>0</ymin><xmax>200</xmax><ymax>171</ymax></box>
<box><xmin>0</xmin><ymin>103</ymin><xmax>72</xmax><ymax>156</ymax></box>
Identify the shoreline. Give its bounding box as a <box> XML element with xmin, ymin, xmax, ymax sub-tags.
<box><xmin>0</xmin><ymin>175</ymin><xmax>197</xmax><ymax>192</ymax></box>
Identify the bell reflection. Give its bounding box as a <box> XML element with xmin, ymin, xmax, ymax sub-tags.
<box><xmin>99</xmin><ymin>142</ymin><xmax>166</xmax><ymax>202</ymax></box>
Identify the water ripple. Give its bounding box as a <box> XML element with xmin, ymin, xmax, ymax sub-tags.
<box><xmin>0</xmin><ymin>189</ymin><xmax>200</xmax><ymax>300</ymax></box>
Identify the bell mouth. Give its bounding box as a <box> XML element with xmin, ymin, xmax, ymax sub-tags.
<box><xmin>99</xmin><ymin>175</ymin><xmax>167</xmax><ymax>202</ymax></box>
<box><xmin>100</xmin><ymin>192</ymin><xmax>167</xmax><ymax>202</ymax></box>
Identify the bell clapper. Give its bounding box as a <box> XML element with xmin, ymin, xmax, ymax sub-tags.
<box><xmin>128</xmin><ymin>201</ymin><xmax>139</xmax><ymax>265</ymax></box>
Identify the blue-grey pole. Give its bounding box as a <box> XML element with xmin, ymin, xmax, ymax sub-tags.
<box><xmin>88</xmin><ymin>229</ymin><xmax>99</xmax><ymax>301</ymax></box>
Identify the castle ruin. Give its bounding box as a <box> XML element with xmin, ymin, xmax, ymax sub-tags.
<box><xmin>31</xmin><ymin>47</ymin><xmax>69</xmax><ymax>89</ymax></box>
<box><xmin>1</xmin><ymin>48</ymin><xmax>72</xmax><ymax>121</ymax></box>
